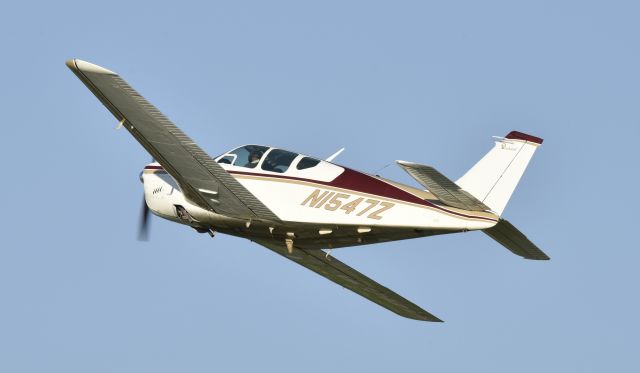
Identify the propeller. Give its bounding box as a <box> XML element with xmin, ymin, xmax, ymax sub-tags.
<box><xmin>138</xmin><ymin>158</ymin><xmax>154</xmax><ymax>241</ymax></box>
<box><xmin>138</xmin><ymin>195</ymin><xmax>150</xmax><ymax>241</ymax></box>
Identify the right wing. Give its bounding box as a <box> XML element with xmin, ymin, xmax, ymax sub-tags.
<box><xmin>483</xmin><ymin>219</ymin><xmax>550</xmax><ymax>260</ymax></box>
<box><xmin>66</xmin><ymin>59</ymin><xmax>279</xmax><ymax>223</ymax></box>
<box><xmin>254</xmin><ymin>239</ymin><xmax>442</xmax><ymax>322</ymax></box>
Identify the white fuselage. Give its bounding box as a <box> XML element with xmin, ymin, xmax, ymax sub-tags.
<box><xmin>141</xmin><ymin>159</ymin><xmax>498</xmax><ymax>233</ymax></box>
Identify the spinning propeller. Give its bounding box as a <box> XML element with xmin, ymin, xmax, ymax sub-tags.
<box><xmin>138</xmin><ymin>158</ymin><xmax>153</xmax><ymax>241</ymax></box>
<box><xmin>138</xmin><ymin>195</ymin><xmax>150</xmax><ymax>241</ymax></box>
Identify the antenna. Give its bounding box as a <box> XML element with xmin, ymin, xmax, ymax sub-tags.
<box><xmin>325</xmin><ymin>147</ymin><xmax>345</xmax><ymax>162</ymax></box>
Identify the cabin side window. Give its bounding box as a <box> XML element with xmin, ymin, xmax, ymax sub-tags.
<box><xmin>261</xmin><ymin>149</ymin><xmax>298</xmax><ymax>173</ymax></box>
<box><xmin>296</xmin><ymin>157</ymin><xmax>321</xmax><ymax>170</ymax></box>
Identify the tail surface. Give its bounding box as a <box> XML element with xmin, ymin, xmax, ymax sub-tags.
<box><xmin>456</xmin><ymin>131</ymin><xmax>542</xmax><ymax>216</ymax></box>
<box><xmin>484</xmin><ymin>219</ymin><xmax>550</xmax><ymax>260</ymax></box>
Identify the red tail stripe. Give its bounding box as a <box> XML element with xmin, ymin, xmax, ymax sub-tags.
<box><xmin>505</xmin><ymin>131</ymin><xmax>543</xmax><ymax>144</ymax></box>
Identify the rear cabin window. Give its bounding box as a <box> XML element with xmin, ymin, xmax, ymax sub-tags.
<box><xmin>261</xmin><ymin>149</ymin><xmax>298</xmax><ymax>173</ymax></box>
<box><xmin>296</xmin><ymin>157</ymin><xmax>321</xmax><ymax>170</ymax></box>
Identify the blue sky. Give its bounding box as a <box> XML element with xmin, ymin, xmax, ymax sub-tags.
<box><xmin>1</xmin><ymin>1</ymin><xmax>638</xmax><ymax>372</ymax></box>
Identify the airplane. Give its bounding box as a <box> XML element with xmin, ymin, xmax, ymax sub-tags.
<box><xmin>66</xmin><ymin>59</ymin><xmax>549</xmax><ymax>322</ymax></box>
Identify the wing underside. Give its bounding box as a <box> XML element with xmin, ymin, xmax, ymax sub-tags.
<box><xmin>254</xmin><ymin>239</ymin><xmax>442</xmax><ymax>322</ymax></box>
<box><xmin>66</xmin><ymin>59</ymin><xmax>279</xmax><ymax>223</ymax></box>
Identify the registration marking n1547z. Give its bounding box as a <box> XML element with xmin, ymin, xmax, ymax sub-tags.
<box><xmin>301</xmin><ymin>189</ymin><xmax>395</xmax><ymax>220</ymax></box>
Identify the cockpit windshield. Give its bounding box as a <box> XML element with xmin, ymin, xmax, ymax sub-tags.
<box><xmin>217</xmin><ymin>145</ymin><xmax>269</xmax><ymax>169</ymax></box>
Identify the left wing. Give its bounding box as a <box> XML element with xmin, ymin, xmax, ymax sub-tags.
<box><xmin>254</xmin><ymin>239</ymin><xmax>442</xmax><ymax>322</ymax></box>
<box><xmin>66</xmin><ymin>59</ymin><xmax>279</xmax><ymax>223</ymax></box>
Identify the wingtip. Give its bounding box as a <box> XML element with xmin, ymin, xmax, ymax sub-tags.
<box><xmin>422</xmin><ymin>315</ymin><xmax>444</xmax><ymax>323</ymax></box>
<box><xmin>414</xmin><ymin>311</ymin><xmax>444</xmax><ymax>322</ymax></box>
<box><xmin>529</xmin><ymin>254</ymin><xmax>551</xmax><ymax>261</ymax></box>
<box><xmin>396</xmin><ymin>160</ymin><xmax>416</xmax><ymax>166</ymax></box>
<box><xmin>65</xmin><ymin>59</ymin><xmax>76</xmax><ymax>70</ymax></box>
<box><xmin>65</xmin><ymin>58</ymin><xmax>117</xmax><ymax>75</ymax></box>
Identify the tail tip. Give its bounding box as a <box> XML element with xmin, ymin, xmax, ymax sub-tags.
<box><xmin>505</xmin><ymin>131</ymin><xmax>543</xmax><ymax>145</ymax></box>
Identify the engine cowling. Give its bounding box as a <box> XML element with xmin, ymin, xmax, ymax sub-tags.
<box><xmin>141</xmin><ymin>163</ymin><xmax>218</xmax><ymax>227</ymax></box>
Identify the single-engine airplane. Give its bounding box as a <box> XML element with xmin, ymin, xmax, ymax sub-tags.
<box><xmin>67</xmin><ymin>59</ymin><xmax>549</xmax><ymax>322</ymax></box>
